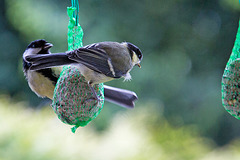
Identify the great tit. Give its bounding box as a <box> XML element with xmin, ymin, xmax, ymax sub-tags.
<box><xmin>23</xmin><ymin>39</ymin><xmax>139</xmax><ymax>108</ymax></box>
<box><xmin>25</xmin><ymin>39</ymin><xmax>143</xmax><ymax>101</ymax></box>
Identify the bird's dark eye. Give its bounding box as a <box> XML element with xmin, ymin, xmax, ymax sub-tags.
<box><xmin>137</xmin><ymin>52</ymin><xmax>142</xmax><ymax>59</ymax></box>
<box><xmin>135</xmin><ymin>49</ymin><xmax>142</xmax><ymax>61</ymax></box>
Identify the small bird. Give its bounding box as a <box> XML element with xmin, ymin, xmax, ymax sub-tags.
<box><xmin>23</xmin><ymin>39</ymin><xmax>139</xmax><ymax>108</ymax></box>
<box><xmin>25</xmin><ymin>39</ymin><xmax>143</xmax><ymax>101</ymax></box>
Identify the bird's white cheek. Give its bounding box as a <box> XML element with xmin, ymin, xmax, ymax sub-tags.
<box><xmin>132</xmin><ymin>51</ymin><xmax>139</xmax><ymax>65</ymax></box>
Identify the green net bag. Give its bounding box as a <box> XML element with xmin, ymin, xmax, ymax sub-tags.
<box><xmin>51</xmin><ymin>2</ymin><xmax>104</xmax><ymax>133</ymax></box>
<box><xmin>222</xmin><ymin>20</ymin><xmax>240</xmax><ymax>119</ymax></box>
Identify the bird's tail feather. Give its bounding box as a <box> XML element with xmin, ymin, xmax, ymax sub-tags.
<box><xmin>104</xmin><ymin>85</ymin><xmax>138</xmax><ymax>109</ymax></box>
<box><xmin>25</xmin><ymin>53</ymin><xmax>74</xmax><ymax>70</ymax></box>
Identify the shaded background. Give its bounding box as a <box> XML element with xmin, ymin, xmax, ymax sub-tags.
<box><xmin>0</xmin><ymin>0</ymin><xmax>240</xmax><ymax>159</ymax></box>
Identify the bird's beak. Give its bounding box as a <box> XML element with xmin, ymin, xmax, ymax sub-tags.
<box><xmin>136</xmin><ymin>63</ymin><xmax>141</xmax><ymax>68</ymax></box>
<box><xmin>44</xmin><ymin>43</ymin><xmax>53</xmax><ymax>50</ymax></box>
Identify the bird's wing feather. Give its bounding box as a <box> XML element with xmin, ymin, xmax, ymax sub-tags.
<box><xmin>67</xmin><ymin>47</ymin><xmax>121</xmax><ymax>78</ymax></box>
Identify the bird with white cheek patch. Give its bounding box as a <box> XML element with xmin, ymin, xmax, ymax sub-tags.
<box><xmin>25</xmin><ymin>40</ymin><xmax>143</xmax><ymax>101</ymax></box>
<box><xmin>23</xmin><ymin>39</ymin><xmax>142</xmax><ymax>108</ymax></box>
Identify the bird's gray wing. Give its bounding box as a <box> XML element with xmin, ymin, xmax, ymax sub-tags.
<box><xmin>67</xmin><ymin>46</ymin><xmax>122</xmax><ymax>78</ymax></box>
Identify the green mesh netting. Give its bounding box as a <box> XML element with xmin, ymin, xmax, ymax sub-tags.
<box><xmin>51</xmin><ymin>3</ymin><xmax>104</xmax><ymax>133</ymax></box>
<box><xmin>222</xmin><ymin>20</ymin><xmax>240</xmax><ymax>119</ymax></box>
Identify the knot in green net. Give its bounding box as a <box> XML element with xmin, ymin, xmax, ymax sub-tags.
<box><xmin>51</xmin><ymin>4</ymin><xmax>104</xmax><ymax>133</ymax></box>
<box><xmin>222</xmin><ymin>20</ymin><xmax>240</xmax><ymax>119</ymax></box>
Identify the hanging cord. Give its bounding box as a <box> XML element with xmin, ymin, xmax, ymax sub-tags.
<box><xmin>67</xmin><ymin>0</ymin><xmax>83</xmax><ymax>50</ymax></box>
<box><xmin>71</xmin><ymin>0</ymin><xmax>79</xmax><ymax>26</ymax></box>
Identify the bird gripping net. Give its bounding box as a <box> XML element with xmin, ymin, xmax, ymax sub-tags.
<box><xmin>51</xmin><ymin>1</ymin><xmax>104</xmax><ymax>133</ymax></box>
<box><xmin>222</xmin><ymin>20</ymin><xmax>240</xmax><ymax>119</ymax></box>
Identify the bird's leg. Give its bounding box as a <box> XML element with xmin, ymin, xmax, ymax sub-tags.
<box><xmin>88</xmin><ymin>81</ymin><xmax>100</xmax><ymax>101</ymax></box>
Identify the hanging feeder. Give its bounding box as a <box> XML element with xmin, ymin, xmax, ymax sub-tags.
<box><xmin>222</xmin><ymin>20</ymin><xmax>240</xmax><ymax>119</ymax></box>
<box><xmin>51</xmin><ymin>1</ymin><xmax>104</xmax><ymax>133</ymax></box>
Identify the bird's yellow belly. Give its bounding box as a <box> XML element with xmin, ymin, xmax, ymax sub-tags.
<box><xmin>28</xmin><ymin>71</ymin><xmax>55</xmax><ymax>99</ymax></box>
<box><xmin>77</xmin><ymin>65</ymin><xmax>114</xmax><ymax>84</ymax></box>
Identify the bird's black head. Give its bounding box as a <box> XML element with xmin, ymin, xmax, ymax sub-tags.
<box><xmin>23</xmin><ymin>39</ymin><xmax>53</xmax><ymax>68</ymax></box>
<box><xmin>126</xmin><ymin>42</ymin><xmax>143</xmax><ymax>67</ymax></box>
<box><xmin>27</xmin><ymin>39</ymin><xmax>53</xmax><ymax>54</ymax></box>
<box><xmin>126</xmin><ymin>42</ymin><xmax>143</xmax><ymax>61</ymax></box>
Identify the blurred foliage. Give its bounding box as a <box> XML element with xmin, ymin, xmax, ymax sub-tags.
<box><xmin>0</xmin><ymin>97</ymin><xmax>216</xmax><ymax>160</ymax></box>
<box><xmin>0</xmin><ymin>0</ymin><xmax>240</xmax><ymax>156</ymax></box>
<box><xmin>2</xmin><ymin>97</ymin><xmax>240</xmax><ymax>160</ymax></box>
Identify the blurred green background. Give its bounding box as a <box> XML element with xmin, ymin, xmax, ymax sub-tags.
<box><xmin>0</xmin><ymin>0</ymin><xmax>240</xmax><ymax>159</ymax></box>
